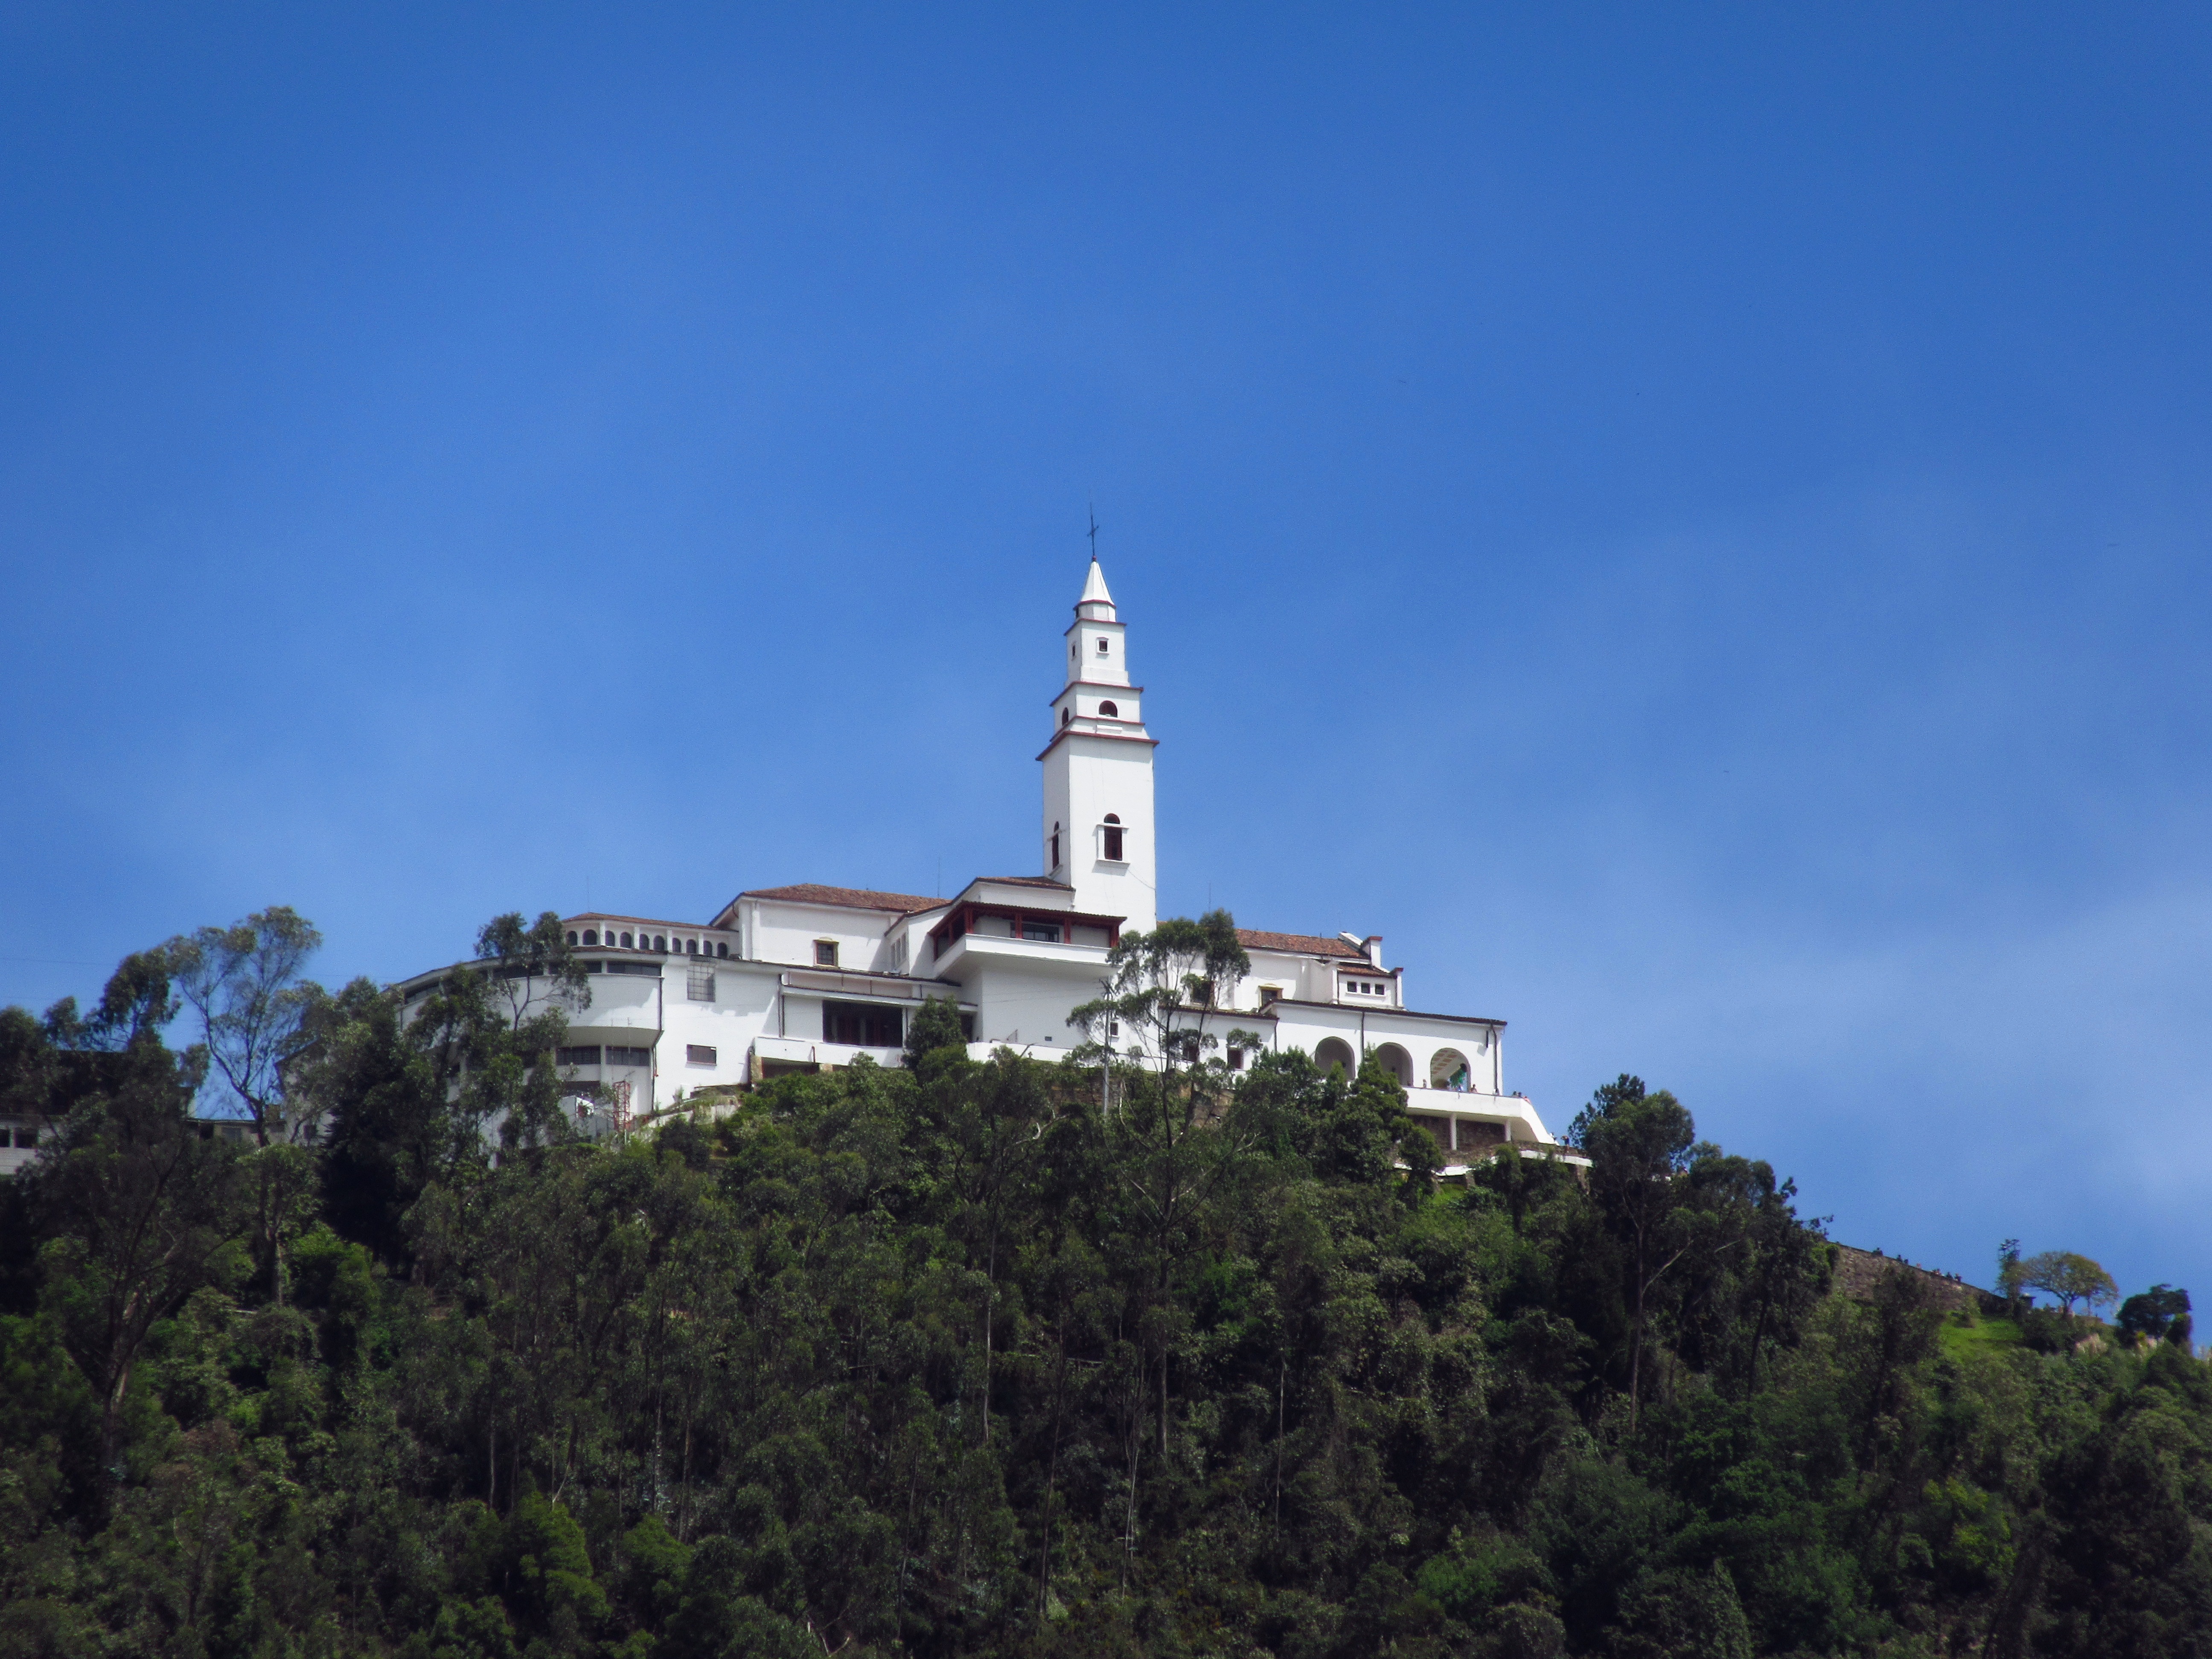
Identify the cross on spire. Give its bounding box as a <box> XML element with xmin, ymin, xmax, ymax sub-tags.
<box><xmin>1087</xmin><ymin>501</ymin><xmax>1101</xmax><ymax>564</ymax></box>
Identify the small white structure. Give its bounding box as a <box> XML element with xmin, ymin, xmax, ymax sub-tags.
<box><xmin>395</xmin><ymin>559</ymin><xmax>1562</xmax><ymax>1165</ymax></box>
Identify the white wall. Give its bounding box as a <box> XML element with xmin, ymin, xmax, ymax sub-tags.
<box><xmin>745</xmin><ymin>899</ymin><xmax>899</xmax><ymax>972</ymax></box>
<box><xmin>1041</xmin><ymin>732</ymin><xmax>1158</xmax><ymax>931</ymax></box>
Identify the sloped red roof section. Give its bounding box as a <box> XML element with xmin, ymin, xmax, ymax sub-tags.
<box><xmin>741</xmin><ymin>883</ymin><xmax>946</xmax><ymax>915</ymax></box>
<box><xmin>1237</xmin><ymin>927</ymin><xmax>1367</xmax><ymax>960</ymax></box>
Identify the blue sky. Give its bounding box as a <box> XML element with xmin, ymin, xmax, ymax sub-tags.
<box><xmin>4</xmin><ymin>5</ymin><xmax>2210</xmax><ymax>1301</ymax></box>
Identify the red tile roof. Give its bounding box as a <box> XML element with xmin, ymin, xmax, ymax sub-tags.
<box><xmin>974</xmin><ymin>876</ymin><xmax>1074</xmax><ymax>890</ymax></box>
<box><xmin>1237</xmin><ymin>928</ymin><xmax>1368</xmax><ymax>960</ymax></box>
<box><xmin>740</xmin><ymin>883</ymin><xmax>946</xmax><ymax>915</ymax></box>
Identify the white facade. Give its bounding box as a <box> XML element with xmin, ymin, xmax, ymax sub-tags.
<box><xmin>393</xmin><ymin>558</ymin><xmax>1560</xmax><ymax>1164</ymax></box>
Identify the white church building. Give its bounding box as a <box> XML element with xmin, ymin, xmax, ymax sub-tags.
<box><xmin>396</xmin><ymin>559</ymin><xmax>1560</xmax><ymax>1168</ymax></box>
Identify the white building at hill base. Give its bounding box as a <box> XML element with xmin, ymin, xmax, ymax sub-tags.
<box><xmin>397</xmin><ymin>560</ymin><xmax>1560</xmax><ymax>1168</ymax></box>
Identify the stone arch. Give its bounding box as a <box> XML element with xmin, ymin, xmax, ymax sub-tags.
<box><xmin>1430</xmin><ymin>1048</ymin><xmax>1472</xmax><ymax>1091</ymax></box>
<box><xmin>1314</xmin><ymin>1037</ymin><xmax>1355</xmax><ymax>1077</ymax></box>
<box><xmin>1374</xmin><ymin>1042</ymin><xmax>1414</xmax><ymax>1086</ymax></box>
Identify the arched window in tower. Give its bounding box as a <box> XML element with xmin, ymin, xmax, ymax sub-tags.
<box><xmin>1099</xmin><ymin>700</ymin><xmax>1118</xmax><ymax>717</ymax></box>
<box><xmin>1102</xmin><ymin>813</ymin><xmax>1124</xmax><ymax>862</ymax></box>
<box><xmin>1050</xmin><ymin>822</ymin><xmax>1061</xmax><ymax>871</ymax></box>
<box><xmin>1061</xmin><ymin>707</ymin><xmax>1071</xmax><ymax>727</ymax></box>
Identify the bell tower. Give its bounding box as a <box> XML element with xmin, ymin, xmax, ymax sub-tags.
<box><xmin>1040</xmin><ymin>558</ymin><xmax>1157</xmax><ymax>932</ymax></box>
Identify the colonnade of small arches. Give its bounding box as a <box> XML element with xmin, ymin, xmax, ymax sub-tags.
<box><xmin>565</xmin><ymin>927</ymin><xmax>731</xmax><ymax>958</ymax></box>
<box><xmin>1311</xmin><ymin>1037</ymin><xmax>1486</xmax><ymax>1093</ymax></box>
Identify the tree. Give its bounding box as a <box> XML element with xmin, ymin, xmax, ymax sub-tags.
<box><xmin>1997</xmin><ymin>1238</ymin><xmax>2026</xmax><ymax>1318</ymax></box>
<box><xmin>2116</xmin><ymin>1284</ymin><xmax>2192</xmax><ymax>1348</ymax></box>
<box><xmin>403</xmin><ymin>912</ymin><xmax>591</xmax><ymax>1156</ymax></box>
<box><xmin>167</xmin><ymin>906</ymin><xmax>323</xmax><ymax>1146</ymax></box>
<box><xmin>29</xmin><ymin>1051</ymin><xmax>247</xmax><ymax>1475</ymax></box>
<box><xmin>904</xmin><ymin>994</ymin><xmax>968</xmax><ymax>1075</ymax></box>
<box><xmin>2018</xmin><ymin>1251</ymin><xmax>2118</xmax><ymax>1321</ymax></box>
<box><xmin>293</xmin><ymin>976</ymin><xmax>445</xmax><ymax>1269</ymax></box>
<box><xmin>1067</xmin><ymin>908</ymin><xmax>1251</xmax><ymax>1092</ymax></box>
<box><xmin>1572</xmin><ymin>1074</ymin><xmax>1697</xmax><ymax>1427</ymax></box>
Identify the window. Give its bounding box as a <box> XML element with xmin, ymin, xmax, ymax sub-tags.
<box><xmin>1258</xmin><ymin>985</ymin><xmax>1282</xmax><ymax>1005</ymax></box>
<box><xmin>1050</xmin><ymin>824</ymin><xmax>1060</xmax><ymax>869</ymax></box>
<box><xmin>824</xmin><ymin>1000</ymin><xmax>902</xmax><ymax>1047</ymax></box>
<box><xmin>1102</xmin><ymin>821</ymin><xmax>1123</xmax><ymax>861</ymax></box>
<box><xmin>605</xmin><ymin>960</ymin><xmax>660</xmax><ymax>976</ymax></box>
<box><xmin>687</xmin><ymin>965</ymin><xmax>716</xmax><ymax>1001</ymax></box>
<box><xmin>1061</xmin><ymin>707</ymin><xmax>1071</xmax><ymax>726</ymax></box>
<box><xmin>685</xmin><ymin>938</ymin><xmax>696</xmax><ymax>954</ymax></box>
<box><xmin>652</xmin><ymin>935</ymin><xmax>667</xmax><ymax>952</ymax></box>
<box><xmin>1228</xmin><ymin>1046</ymin><xmax>1246</xmax><ymax>1071</ymax></box>
<box><xmin>1191</xmin><ymin>978</ymin><xmax>1214</xmax><ymax>1007</ymax></box>
<box><xmin>686</xmin><ymin>1045</ymin><xmax>716</xmax><ymax>1066</ymax></box>
<box><xmin>815</xmin><ymin>940</ymin><xmax>839</xmax><ymax>967</ymax></box>
<box><xmin>583</xmin><ymin>929</ymin><xmax>598</xmax><ymax>946</ymax></box>
<box><xmin>1099</xmin><ymin>700</ymin><xmax>1118</xmax><ymax>717</ymax></box>
<box><xmin>620</xmin><ymin>932</ymin><xmax>634</xmax><ymax>947</ymax></box>
<box><xmin>565</xmin><ymin>930</ymin><xmax>577</xmax><ymax>945</ymax></box>
<box><xmin>1097</xmin><ymin>637</ymin><xmax>1109</xmax><ymax>654</ymax></box>
<box><xmin>607</xmin><ymin>1045</ymin><xmax>653</xmax><ymax>1066</ymax></box>
<box><xmin>716</xmin><ymin>942</ymin><xmax>728</xmax><ymax>958</ymax></box>
<box><xmin>1022</xmin><ymin>920</ymin><xmax>1062</xmax><ymax>943</ymax></box>
<box><xmin>557</xmin><ymin>1045</ymin><xmax>602</xmax><ymax>1066</ymax></box>
<box><xmin>582</xmin><ymin>960</ymin><xmax>604</xmax><ymax>973</ymax></box>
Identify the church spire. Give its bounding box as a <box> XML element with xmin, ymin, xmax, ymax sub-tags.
<box><xmin>1077</xmin><ymin>556</ymin><xmax>1115</xmax><ymax>618</ymax></box>
<box><xmin>1041</xmin><ymin>546</ymin><xmax>1155</xmax><ymax>929</ymax></box>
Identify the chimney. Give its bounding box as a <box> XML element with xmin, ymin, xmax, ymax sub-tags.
<box><xmin>1362</xmin><ymin>935</ymin><xmax>1382</xmax><ymax>967</ymax></box>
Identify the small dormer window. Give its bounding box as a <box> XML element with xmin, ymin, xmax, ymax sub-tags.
<box><xmin>1099</xmin><ymin>700</ymin><xmax>1118</xmax><ymax>717</ymax></box>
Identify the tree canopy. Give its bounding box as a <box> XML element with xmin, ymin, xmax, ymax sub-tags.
<box><xmin>2</xmin><ymin>915</ymin><xmax>2208</xmax><ymax>1659</ymax></box>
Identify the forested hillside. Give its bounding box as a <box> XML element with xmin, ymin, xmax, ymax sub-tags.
<box><xmin>3</xmin><ymin>915</ymin><xmax>2209</xmax><ymax>1659</ymax></box>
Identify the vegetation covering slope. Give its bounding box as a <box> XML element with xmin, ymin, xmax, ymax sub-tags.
<box><xmin>2</xmin><ymin>913</ymin><xmax>2209</xmax><ymax>1659</ymax></box>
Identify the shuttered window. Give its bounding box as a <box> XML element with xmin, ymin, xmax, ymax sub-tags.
<box><xmin>686</xmin><ymin>1045</ymin><xmax>716</xmax><ymax>1065</ymax></box>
